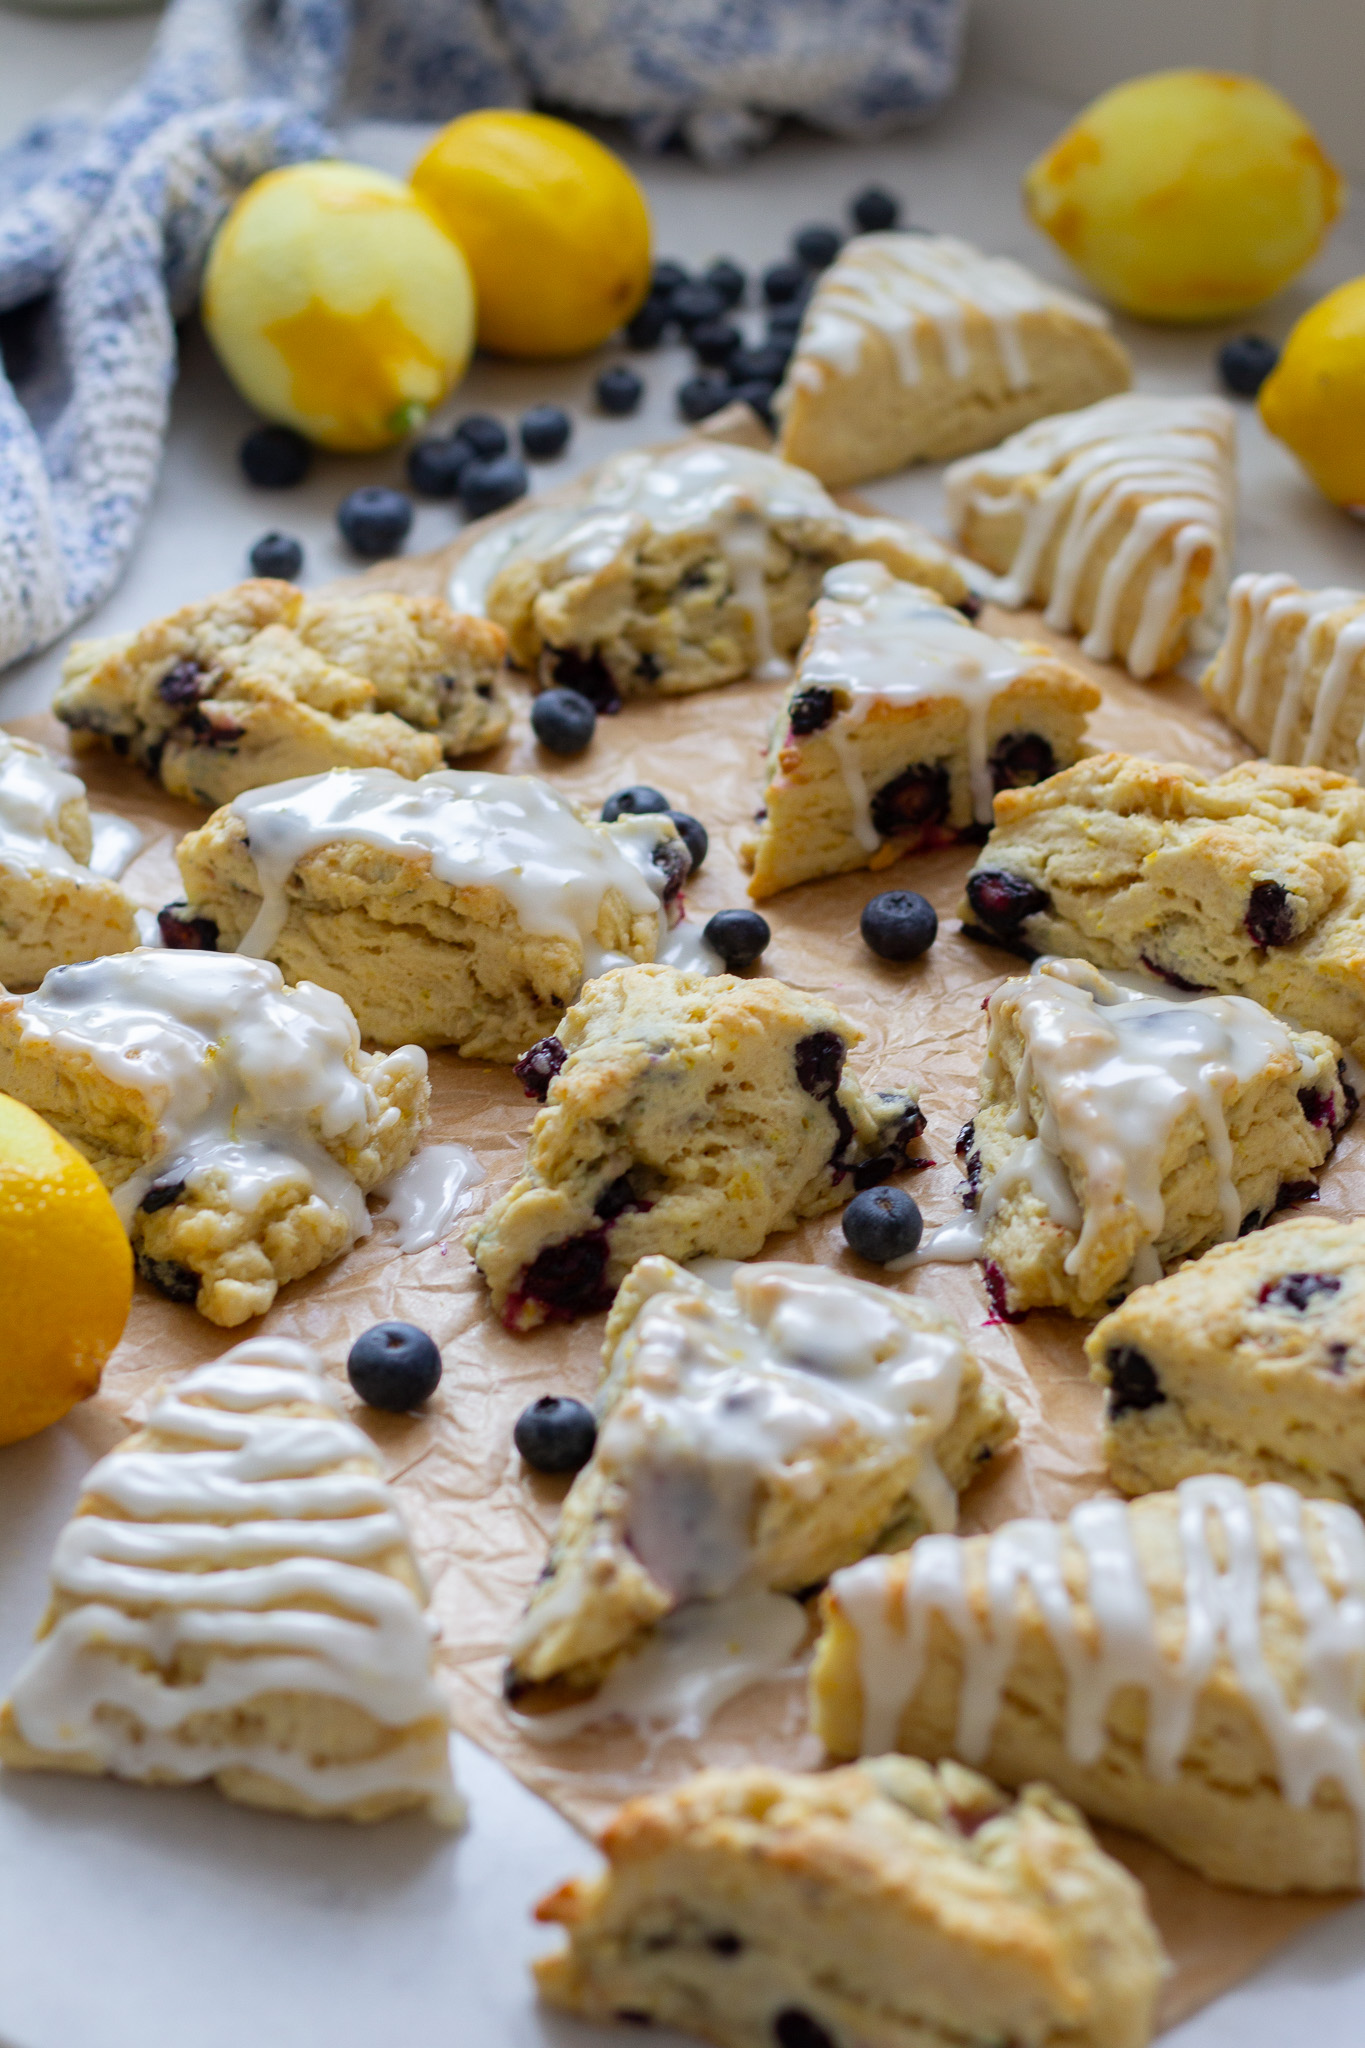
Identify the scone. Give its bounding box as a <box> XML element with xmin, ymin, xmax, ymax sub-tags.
<box><xmin>1088</xmin><ymin>1215</ymin><xmax>1365</xmax><ymax>1508</ymax></box>
<box><xmin>467</xmin><ymin>964</ymin><xmax>925</xmax><ymax>1331</ymax></box>
<box><xmin>535</xmin><ymin>1759</ymin><xmax>1165</xmax><ymax>2048</ymax></box>
<box><xmin>0</xmin><ymin>949</ymin><xmax>428</xmax><ymax>1326</ymax></box>
<box><xmin>743</xmin><ymin>559</ymin><xmax>1099</xmax><ymax>899</ymax></box>
<box><xmin>467</xmin><ymin>439</ymin><xmax>969</xmax><ymax>706</ymax></box>
<box><xmin>960</xmin><ymin>752</ymin><xmax>1365</xmax><ymax>1061</ymax></box>
<box><xmin>813</xmin><ymin>1474</ymin><xmax>1365</xmax><ymax>1893</ymax></box>
<box><xmin>167</xmin><ymin>765</ymin><xmax>704</xmax><ymax>1057</ymax></box>
<box><xmin>956</xmin><ymin>955</ymin><xmax>1348</xmax><ymax>1320</ymax></box>
<box><xmin>774</xmin><ymin>230</ymin><xmax>1132</xmax><ymax>488</ymax></box>
<box><xmin>54</xmin><ymin>580</ymin><xmax>510</xmax><ymax>807</ymax></box>
<box><xmin>0</xmin><ymin>1334</ymin><xmax>461</xmax><ymax>1825</ymax></box>
<box><xmin>1202</xmin><ymin>570</ymin><xmax>1365</xmax><ymax>774</ymax></box>
<box><xmin>944</xmin><ymin>395</ymin><xmax>1236</xmax><ymax>678</ymax></box>
<box><xmin>505</xmin><ymin>1256</ymin><xmax>1016</xmax><ymax>1707</ymax></box>
<box><xmin>0</xmin><ymin>730</ymin><xmax>139</xmax><ymax>985</ymax></box>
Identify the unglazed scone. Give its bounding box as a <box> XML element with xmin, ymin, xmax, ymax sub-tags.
<box><xmin>0</xmin><ymin>1334</ymin><xmax>461</xmax><ymax>1824</ymax></box>
<box><xmin>944</xmin><ymin>395</ymin><xmax>1236</xmax><ymax>678</ymax></box>
<box><xmin>53</xmin><ymin>580</ymin><xmax>510</xmax><ymax>807</ymax></box>
<box><xmin>1087</xmin><ymin>1216</ymin><xmax>1365</xmax><ymax>1508</ymax></box>
<box><xmin>960</xmin><ymin>753</ymin><xmax>1365</xmax><ymax>1062</ymax></box>
<box><xmin>813</xmin><ymin>1474</ymin><xmax>1365</xmax><ymax>1893</ymax></box>
<box><xmin>0</xmin><ymin>731</ymin><xmax>139</xmax><ymax>985</ymax></box>
<box><xmin>167</xmin><ymin>766</ymin><xmax>706</xmax><ymax>1057</ymax></box>
<box><xmin>954</xmin><ymin>956</ymin><xmax>1347</xmax><ymax>1320</ymax></box>
<box><xmin>774</xmin><ymin>230</ymin><xmax>1132</xmax><ymax>488</ymax></box>
<box><xmin>458</xmin><ymin>439</ymin><xmax>968</xmax><ymax>706</ymax></box>
<box><xmin>467</xmin><ymin>964</ymin><xmax>925</xmax><ymax>1331</ymax></box>
<box><xmin>505</xmin><ymin>1257</ymin><xmax>1016</xmax><ymax>1707</ymax></box>
<box><xmin>0</xmin><ymin>950</ymin><xmax>428</xmax><ymax>1325</ymax></box>
<box><xmin>1202</xmin><ymin>571</ymin><xmax>1365</xmax><ymax>775</ymax></box>
<box><xmin>535</xmin><ymin>1759</ymin><xmax>1165</xmax><ymax>2048</ymax></box>
<box><xmin>743</xmin><ymin>560</ymin><xmax>1099</xmax><ymax>899</ymax></box>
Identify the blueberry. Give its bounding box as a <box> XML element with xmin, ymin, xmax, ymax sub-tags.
<box><xmin>788</xmin><ymin>686</ymin><xmax>835</xmax><ymax>735</ymax></box>
<box><xmin>729</xmin><ymin>343</ymin><xmax>789</xmax><ymax>387</ymax></box>
<box><xmin>1104</xmin><ymin>1345</ymin><xmax>1166</xmax><ymax>1418</ymax></box>
<box><xmin>625</xmin><ymin>296</ymin><xmax>670</xmax><ymax>349</ymax></box>
<box><xmin>964</xmin><ymin>868</ymin><xmax>1051</xmax><ymax>935</ymax></box>
<box><xmin>869</xmin><ymin>762</ymin><xmax>949</xmax><ymax>838</ymax></box>
<box><xmin>730</xmin><ymin>380</ymin><xmax>776</xmax><ymax>427</ymax></box>
<box><xmin>704</xmin><ymin>908</ymin><xmax>770</xmax><ymax>969</ymax></box>
<box><xmin>794</xmin><ymin>224</ymin><xmax>842</xmax><ymax>270</ymax></box>
<box><xmin>774</xmin><ymin>2011</ymin><xmax>836</xmax><ymax>2048</ymax></box>
<box><xmin>1259</xmin><ymin>1271</ymin><xmax>1342</xmax><ymax>1311</ymax></box>
<box><xmin>990</xmin><ymin>731</ymin><xmax>1055</xmax><ymax>791</ymax></box>
<box><xmin>668</xmin><ymin>810</ymin><xmax>708</xmax><ymax>872</ymax></box>
<box><xmin>692</xmin><ymin>319</ymin><xmax>742</xmax><ymax>367</ymax></box>
<box><xmin>861</xmin><ymin>890</ymin><xmax>938</xmax><ymax>962</ymax></box>
<box><xmin>455</xmin><ymin>414</ymin><xmax>508</xmax><ymax>459</ymax></box>
<box><xmin>596</xmin><ymin>364</ymin><xmax>644</xmax><ymax>416</ymax></box>
<box><xmin>460</xmin><ymin>455</ymin><xmax>529</xmax><ymax>518</ymax></box>
<box><xmin>239</xmin><ymin>424</ymin><xmax>310</xmax><ymax>488</ymax></box>
<box><xmin>842</xmin><ymin>1185</ymin><xmax>923</xmax><ymax>1263</ymax></box>
<box><xmin>346</xmin><ymin>1321</ymin><xmax>442</xmax><ymax>1411</ymax></box>
<box><xmin>766</xmin><ymin>309</ymin><xmax>803</xmax><ymax>345</ymax></box>
<box><xmin>704</xmin><ymin>258</ymin><xmax>746</xmax><ymax>308</ymax></box>
<box><xmin>652</xmin><ymin>259</ymin><xmax>690</xmax><ymax>297</ymax></box>
<box><xmin>157</xmin><ymin>903</ymin><xmax>219</xmax><ymax>950</ymax></box>
<box><xmin>514</xmin><ymin>1035</ymin><xmax>567</xmax><ymax>1101</ymax></box>
<box><xmin>670</xmin><ymin>282</ymin><xmax>726</xmax><ymax>330</ymax></box>
<box><xmin>337</xmin><ymin>486</ymin><xmax>413</xmax><ymax>559</ymax></box>
<box><xmin>520</xmin><ymin>404</ymin><xmax>572</xmax><ymax>459</ymax></box>
<box><xmin>762</xmin><ymin>261</ymin><xmax>808</xmax><ymax>306</ymax></box>
<box><xmin>1245</xmin><ymin>878</ymin><xmax>1296</xmax><ymax>948</ymax></box>
<box><xmin>851</xmin><ymin>185</ymin><xmax>900</xmax><ymax>232</ymax></box>
<box><xmin>407</xmin><ymin>436</ymin><xmax>467</xmax><ymax>497</ymax></box>
<box><xmin>1219</xmin><ymin>335</ymin><xmax>1279</xmax><ymax>398</ymax></box>
<box><xmin>601</xmin><ymin>784</ymin><xmax>670</xmax><ymax>822</ymax></box>
<box><xmin>677</xmin><ymin>374</ymin><xmax>732</xmax><ymax>423</ymax></box>
<box><xmin>531</xmin><ymin>687</ymin><xmax>596</xmax><ymax>755</ymax></box>
<box><xmin>514</xmin><ymin>1394</ymin><xmax>597</xmax><ymax>1475</ymax></box>
<box><xmin>247</xmin><ymin>530</ymin><xmax>303</xmax><ymax>580</ymax></box>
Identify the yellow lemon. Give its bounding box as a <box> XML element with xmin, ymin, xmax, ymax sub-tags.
<box><xmin>202</xmin><ymin>160</ymin><xmax>476</xmax><ymax>451</ymax></box>
<box><xmin>1024</xmin><ymin>71</ymin><xmax>1343</xmax><ymax>323</ymax></box>
<box><xmin>0</xmin><ymin>1093</ymin><xmax>132</xmax><ymax>1447</ymax></box>
<box><xmin>1260</xmin><ymin>277</ymin><xmax>1365</xmax><ymax>513</ymax></box>
<box><xmin>410</xmin><ymin>111</ymin><xmax>651</xmax><ymax>358</ymax></box>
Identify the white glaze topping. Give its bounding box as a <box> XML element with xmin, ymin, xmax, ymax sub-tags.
<box><xmin>0</xmin><ymin>732</ymin><xmax>94</xmax><ymax>879</ymax></box>
<box><xmin>1206</xmin><ymin>571</ymin><xmax>1365</xmax><ymax>773</ymax></box>
<box><xmin>374</xmin><ymin>1142</ymin><xmax>485</xmax><ymax>1252</ymax></box>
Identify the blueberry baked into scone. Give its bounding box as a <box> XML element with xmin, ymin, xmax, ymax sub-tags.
<box><xmin>0</xmin><ymin>1334</ymin><xmax>461</xmax><ymax>1824</ymax></box>
<box><xmin>956</xmin><ymin>956</ymin><xmax>1349</xmax><ymax>1320</ymax></box>
<box><xmin>53</xmin><ymin>580</ymin><xmax>510</xmax><ymax>808</ymax></box>
<box><xmin>505</xmin><ymin>1257</ymin><xmax>1015</xmax><ymax>1708</ymax></box>
<box><xmin>1087</xmin><ymin>1215</ymin><xmax>1365</xmax><ymax>1510</ymax></box>
<box><xmin>167</xmin><ymin>766</ymin><xmax>702</xmax><ymax>1057</ymax></box>
<box><xmin>467</xmin><ymin>964</ymin><xmax>926</xmax><ymax>1331</ymax></box>
<box><xmin>814</xmin><ymin>1473</ymin><xmax>1365</xmax><ymax>1892</ymax></box>
<box><xmin>944</xmin><ymin>394</ymin><xmax>1236</xmax><ymax>678</ymax></box>
<box><xmin>535</xmin><ymin>1759</ymin><xmax>1165</xmax><ymax>2048</ymax></box>
<box><xmin>773</xmin><ymin>229</ymin><xmax>1132</xmax><ymax>488</ymax></box>
<box><xmin>743</xmin><ymin>559</ymin><xmax>1099</xmax><ymax>899</ymax></box>
<box><xmin>1202</xmin><ymin>570</ymin><xmax>1365</xmax><ymax>775</ymax></box>
<box><xmin>0</xmin><ymin>731</ymin><xmax>139</xmax><ymax>985</ymax></box>
<box><xmin>0</xmin><ymin>950</ymin><xmax>428</xmax><ymax>1325</ymax></box>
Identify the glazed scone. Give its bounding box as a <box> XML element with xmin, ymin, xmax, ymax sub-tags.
<box><xmin>954</xmin><ymin>956</ymin><xmax>1348</xmax><ymax>1321</ymax></box>
<box><xmin>458</xmin><ymin>438</ymin><xmax>968</xmax><ymax>706</ymax></box>
<box><xmin>944</xmin><ymin>395</ymin><xmax>1236</xmax><ymax>678</ymax></box>
<box><xmin>0</xmin><ymin>1334</ymin><xmax>461</xmax><ymax>1824</ymax></box>
<box><xmin>960</xmin><ymin>752</ymin><xmax>1365</xmax><ymax>1062</ymax></box>
<box><xmin>535</xmin><ymin>1760</ymin><xmax>1165</xmax><ymax>2048</ymax></box>
<box><xmin>1087</xmin><ymin>1216</ymin><xmax>1365</xmax><ymax>1508</ymax></box>
<box><xmin>743</xmin><ymin>560</ymin><xmax>1099</xmax><ymax>899</ymax></box>
<box><xmin>774</xmin><ymin>230</ymin><xmax>1132</xmax><ymax>488</ymax></box>
<box><xmin>167</xmin><ymin>766</ymin><xmax>706</xmax><ymax>1057</ymax></box>
<box><xmin>0</xmin><ymin>950</ymin><xmax>428</xmax><ymax>1326</ymax></box>
<box><xmin>506</xmin><ymin>1256</ymin><xmax>1016</xmax><ymax>1706</ymax></box>
<box><xmin>0</xmin><ymin>731</ymin><xmax>139</xmax><ymax>985</ymax></box>
<box><xmin>54</xmin><ymin>580</ymin><xmax>510</xmax><ymax>807</ymax></box>
<box><xmin>813</xmin><ymin>1474</ymin><xmax>1365</xmax><ymax>1893</ymax></box>
<box><xmin>467</xmin><ymin>964</ymin><xmax>925</xmax><ymax>1331</ymax></box>
<box><xmin>1202</xmin><ymin>571</ymin><xmax>1365</xmax><ymax>776</ymax></box>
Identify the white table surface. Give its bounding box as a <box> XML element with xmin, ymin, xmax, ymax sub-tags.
<box><xmin>4</xmin><ymin>27</ymin><xmax>1365</xmax><ymax>2048</ymax></box>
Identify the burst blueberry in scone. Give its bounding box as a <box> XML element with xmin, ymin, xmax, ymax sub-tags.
<box><xmin>1201</xmin><ymin>570</ymin><xmax>1365</xmax><ymax>776</ymax></box>
<box><xmin>743</xmin><ymin>559</ymin><xmax>1098</xmax><ymax>899</ymax></box>
<box><xmin>534</xmin><ymin>1759</ymin><xmax>1165</xmax><ymax>2048</ymax></box>
<box><xmin>0</xmin><ymin>1333</ymin><xmax>461</xmax><ymax>1825</ymax></box>
<box><xmin>53</xmin><ymin>580</ymin><xmax>510</xmax><ymax>808</ymax></box>
<box><xmin>504</xmin><ymin>1256</ymin><xmax>1015</xmax><ymax>1709</ymax></box>
<box><xmin>466</xmin><ymin>964</ymin><xmax>926</xmax><ymax>1332</ymax></box>
<box><xmin>0</xmin><ymin>731</ymin><xmax>139</xmax><ymax>986</ymax></box>
<box><xmin>0</xmin><ymin>950</ymin><xmax>428</xmax><ymax>1326</ymax></box>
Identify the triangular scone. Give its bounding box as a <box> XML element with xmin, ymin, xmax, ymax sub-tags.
<box><xmin>505</xmin><ymin>1257</ymin><xmax>1015</xmax><ymax>1706</ymax></box>
<box><xmin>0</xmin><ymin>732</ymin><xmax>139</xmax><ymax>986</ymax></box>
<box><xmin>467</xmin><ymin>964</ymin><xmax>926</xmax><ymax>1331</ymax></box>
<box><xmin>743</xmin><ymin>560</ymin><xmax>1099</xmax><ymax>899</ymax></box>
<box><xmin>774</xmin><ymin>231</ymin><xmax>1132</xmax><ymax>488</ymax></box>
<box><xmin>1202</xmin><ymin>571</ymin><xmax>1365</xmax><ymax>775</ymax></box>
<box><xmin>944</xmin><ymin>394</ymin><xmax>1236</xmax><ymax>678</ymax></box>
<box><xmin>0</xmin><ymin>1335</ymin><xmax>461</xmax><ymax>1825</ymax></box>
<box><xmin>535</xmin><ymin>1760</ymin><xmax>1165</xmax><ymax>2048</ymax></box>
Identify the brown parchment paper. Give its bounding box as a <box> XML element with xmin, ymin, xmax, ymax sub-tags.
<box><xmin>12</xmin><ymin>456</ymin><xmax>1364</xmax><ymax>2029</ymax></box>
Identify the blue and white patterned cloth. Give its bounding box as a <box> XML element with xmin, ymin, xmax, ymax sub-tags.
<box><xmin>0</xmin><ymin>0</ymin><xmax>967</xmax><ymax>669</ymax></box>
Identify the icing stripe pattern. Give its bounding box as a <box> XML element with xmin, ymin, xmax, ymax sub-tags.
<box><xmin>1203</xmin><ymin>571</ymin><xmax>1365</xmax><ymax>775</ymax></box>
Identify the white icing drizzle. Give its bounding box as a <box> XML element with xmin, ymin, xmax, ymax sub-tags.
<box><xmin>0</xmin><ymin>732</ymin><xmax>96</xmax><ymax>880</ymax></box>
<box><xmin>943</xmin><ymin>395</ymin><xmax>1235</xmax><ymax>678</ymax></box>
<box><xmin>373</xmin><ymin>1142</ymin><xmax>485</xmax><ymax>1252</ymax></box>
<box><xmin>830</xmin><ymin>1475</ymin><xmax>1365</xmax><ymax>1881</ymax></box>
<box><xmin>1206</xmin><ymin>571</ymin><xmax>1365</xmax><ymax>773</ymax></box>
<box><xmin>6</xmin><ymin>1334</ymin><xmax>461</xmax><ymax>1821</ymax></box>
<box><xmin>86</xmin><ymin>812</ymin><xmax>143</xmax><ymax>879</ymax></box>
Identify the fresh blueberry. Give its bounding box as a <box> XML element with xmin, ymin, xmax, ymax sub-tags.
<box><xmin>346</xmin><ymin>1321</ymin><xmax>442</xmax><ymax>1411</ymax></box>
<box><xmin>460</xmin><ymin>455</ymin><xmax>529</xmax><ymax>518</ymax></box>
<box><xmin>704</xmin><ymin>257</ymin><xmax>746</xmax><ymax>308</ymax></box>
<box><xmin>704</xmin><ymin>908</ymin><xmax>770</xmax><ymax>969</ymax></box>
<box><xmin>531</xmin><ymin>687</ymin><xmax>596</xmax><ymax>755</ymax></box>
<box><xmin>861</xmin><ymin>890</ymin><xmax>938</xmax><ymax>962</ymax></box>
<box><xmin>794</xmin><ymin>224</ymin><xmax>842</xmax><ymax>270</ymax></box>
<box><xmin>730</xmin><ymin>380</ymin><xmax>776</xmax><ymax>426</ymax></box>
<box><xmin>596</xmin><ymin>364</ymin><xmax>644</xmax><ymax>416</ymax></box>
<box><xmin>842</xmin><ymin>1185</ymin><xmax>923</xmax><ymax>1263</ymax></box>
<box><xmin>692</xmin><ymin>318</ymin><xmax>742</xmax><ymax>367</ymax></box>
<box><xmin>514</xmin><ymin>1394</ymin><xmax>597</xmax><ymax>1475</ymax></box>
<box><xmin>407</xmin><ymin>436</ymin><xmax>467</xmax><ymax>497</ymax></box>
<box><xmin>601</xmin><ymin>784</ymin><xmax>670</xmax><ymax>822</ymax></box>
<box><xmin>239</xmin><ymin>423</ymin><xmax>310</xmax><ymax>488</ymax></box>
<box><xmin>247</xmin><ymin>530</ymin><xmax>303</xmax><ymax>580</ymax></box>
<box><xmin>762</xmin><ymin>260</ymin><xmax>808</xmax><ymax>306</ymax></box>
<box><xmin>1219</xmin><ymin>335</ymin><xmax>1279</xmax><ymax>397</ymax></box>
<box><xmin>337</xmin><ymin>486</ymin><xmax>413</xmax><ymax>559</ymax></box>
<box><xmin>625</xmin><ymin>295</ymin><xmax>671</xmax><ymax>349</ymax></box>
<box><xmin>766</xmin><ymin>309</ymin><xmax>804</xmax><ymax>344</ymax></box>
<box><xmin>520</xmin><ymin>404</ymin><xmax>573</xmax><ymax>459</ymax></box>
<box><xmin>677</xmin><ymin>374</ymin><xmax>732</xmax><ymax>423</ymax></box>
<box><xmin>652</xmin><ymin>259</ymin><xmax>690</xmax><ymax>297</ymax></box>
<box><xmin>851</xmin><ymin>185</ymin><xmax>900</xmax><ymax>232</ymax></box>
<box><xmin>668</xmin><ymin>810</ymin><xmax>708</xmax><ymax>872</ymax></box>
<box><xmin>670</xmin><ymin>282</ymin><xmax>726</xmax><ymax>330</ymax></box>
<box><xmin>455</xmin><ymin>414</ymin><xmax>509</xmax><ymax>460</ymax></box>
<box><xmin>730</xmin><ymin>342</ymin><xmax>790</xmax><ymax>387</ymax></box>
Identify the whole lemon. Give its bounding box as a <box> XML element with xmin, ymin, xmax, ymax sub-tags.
<box><xmin>202</xmin><ymin>160</ymin><xmax>476</xmax><ymax>451</ymax></box>
<box><xmin>1260</xmin><ymin>277</ymin><xmax>1365</xmax><ymax>513</ymax></box>
<box><xmin>1024</xmin><ymin>71</ymin><xmax>1343</xmax><ymax>323</ymax></box>
<box><xmin>410</xmin><ymin>111</ymin><xmax>651</xmax><ymax>358</ymax></box>
<box><xmin>0</xmin><ymin>1092</ymin><xmax>132</xmax><ymax>1447</ymax></box>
